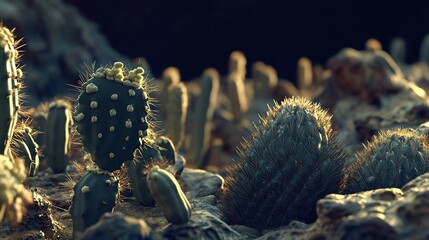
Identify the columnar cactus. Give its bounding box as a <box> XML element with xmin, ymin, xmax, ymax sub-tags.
<box><xmin>0</xmin><ymin>155</ymin><xmax>33</xmax><ymax>224</ymax></box>
<box><xmin>165</xmin><ymin>82</ymin><xmax>188</xmax><ymax>150</ymax></box>
<box><xmin>69</xmin><ymin>168</ymin><xmax>119</xmax><ymax>238</ymax></box>
<box><xmin>160</xmin><ymin>66</ymin><xmax>180</xmax><ymax>121</ymax></box>
<box><xmin>252</xmin><ymin>62</ymin><xmax>278</xmax><ymax>98</ymax></box>
<box><xmin>73</xmin><ymin>62</ymin><xmax>152</xmax><ymax>171</ymax></box>
<box><xmin>297</xmin><ymin>57</ymin><xmax>313</xmax><ymax>91</ymax></box>
<box><xmin>365</xmin><ymin>38</ymin><xmax>382</xmax><ymax>52</ymax></box>
<box><xmin>389</xmin><ymin>37</ymin><xmax>406</xmax><ymax>64</ymax></box>
<box><xmin>46</xmin><ymin>99</ymin><xmax>73</xmax><ymax>173</ymax></box>
<box><xmin>15</xmin><ymin>126</ymin><xmax>39</xmax><ymax>177</ymax></box>
<box><xmin>228</xmin><ymin>50</ymin><xmax>247</xmax><ymax>80</ymax></box>
<box><xmin>156</xmin><ymin>136</ymin><xmax>177</xmax><ymax>164</ymax></box>
<box><xmin>341</xmin><ymin>128</ymin><xmax>429</xmax><ymax>194</ymax></box>
<box><xmin>420</xmin><ymin>34</ymin><xmax>429</xmax><ymax>64</ymax></box>
<box><xmin>147</xmin><ymin>165</ymin><xmax>191</xmax><ymax>224</ymax></box>
<box><xmin>221</xmin><ymin>97</ymin><xmax>347</xmax><ymax>230</ymax></box>
<box><xmin>187</xmin><ymin>68</ymin><xmax>219</xmax><ymax>167</ymax></box>
<box><xmin>227</xmin><ymin>72</ymin><xmax>248</xmax><ymax>122</ymax></box>
<box><xmin>0</xmin><ymin>24</ymin><xmax>23</xmax><ymax>157</ymax></box>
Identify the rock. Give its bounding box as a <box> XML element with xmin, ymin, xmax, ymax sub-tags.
<box><xmin>181</xmin><ymin>168</ymin><xmax>225</xmax><ymax>199</ymax></box>
<box><xmin>162</xmin><ymin>210</ymin><xmax>243</xmax><ymax>240</ymax></box>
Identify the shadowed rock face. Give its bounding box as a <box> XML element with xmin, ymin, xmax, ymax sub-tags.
<box><xmin>315</xmin><ymin>48</ymin><xmax>415</xmax><ymax>108</ymax></box>
<box><xmin>0</xmin><ymin>0</ymin><xmax>126</xmax><ymax>105</ymax></box>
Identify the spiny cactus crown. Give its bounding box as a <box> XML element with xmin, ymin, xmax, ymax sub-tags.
<box><xmin>74</xmin><ymin>62</ymin><xmax>152</xmax><ymax>171</ymax></box>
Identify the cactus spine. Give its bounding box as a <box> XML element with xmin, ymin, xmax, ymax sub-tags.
<box><xmin>165</xmin><ymin>82</ymin><xmax>188</xmax><ymax>150</ymax></box>
<box><xmin>187</xmin><ymin>69</ymin><xmax>219</xmax><ymax>167</ymax></box>
<box><xmin>46</xmin><ymin>100</ymin><xmax>73</xmax><ymax>173</ymax></box>
<box><xmin>0</xmin><ymin>24</ymin><xmax>23</xmax><ymax>157</ymax></box>
<box><xmin>147</xmin><ymin>165</ymin><xmax>191</xmax><ymax>224</ymax></box>
<box><xmin>221</xmin><ymin>97</ymin><xmax>347</xmax><ymax>230</ymax></box>
<box><xmin>70</xmin><ymin>169</ymin><xmax>119</xmax><ymax>238</ymax></box>
<box><xmin>341</xmin><ymin>128</ymin><xmax>429</xmax><ymax>194</ymax></box>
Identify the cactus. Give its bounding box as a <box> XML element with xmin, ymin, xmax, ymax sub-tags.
<box><xmin>420</xmin><ymin>34</ymin><xmax>429</xmax><ymax>64</ymax></box>
<box><xmin>147</xmin><ymin>165</ymin><xmax>191</xmax><ymax>224</ymax></box>
<box><xmin>227</xmin><ymin>72</ymin><xmax>248</xmax><ymax>122</ymax></box>
<box><xmin>187</xmin><ymin>69</ymin><xmax>219</xmax><ymax>167</ymax></box>
<box><xmin>69</xmin><ymin>168</ymin><xmax>119</xmax><ymax>238</ymax></box>
<box><xmin>365</xmin><ymin>38</ymin><xmax>382</xmax><ymax>52</ymax></box>
<box><xmin>45</xmin><ymin>99</ymin><xmax>73</xmax><ymax>173</ymax></box>
<box><xmin>297</xmin><ymin>57</ymin><xmax>313</xmax><ymax>91</ymax></box>
<box><xmin>221</xmin><ymin>97</ymin><xmax>347</xmax><ymax>230</ymax></box>
<box><xmin>73</xmin><ymin>62</ymin><xmax>152</xmax><ymax>171</ymax></box>
<box><xmin>341</xmin><ymin>128</ymin><xmax>429</xmax><ymax>194</ymax></box>
<box><xmin>165</xmin><ymin>82</ymin><xmax>188</xmax><ymax>150</ymax></box>
<box><xmin>0</xmin><ymin>24</ymin><xmax>23</xmax><ymax>157</ymax></box>
<box><xmin>125</xmin><ymin>137</ymin><xmax>176</xmax><ymax>206</ymax></box>
<box><xmin>389</xmin><ymin>37</ymin><xmax>406</xmax><ymax>64</ymax></box>
<box><xmin>0</xmin><ymin>155</ymin><xmax>33</xmax><ymax>224</ymax></box>
<box><xmin>160</xmin><ymin>66</ymin><xmax>181</xmax><ymax>121</ymax></box>
<box><xmin>79</xmin><ymin>212</ymin><xmax>162</xmax><ymax>240</ymax></box>
<box><xmin>252</xmin><ymin>62</ymin><xmax>278</xmax><ymax>98</ymax></box>
<box><xmin>228</xmin><ymin>50</ymin><xmax>247</xmax><ymax>80</ymax></box>
<box><xmin>15</xmin><ymin>126</ymin><xmax>39</xmax><ymax>177</ymax></box>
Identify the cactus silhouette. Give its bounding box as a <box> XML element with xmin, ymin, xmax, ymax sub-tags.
<box><xmin>0</xmin><ymin>24</ymin><xmax>23</xmax><ymax>157</ymax></box>
<box><xmin>46</xmin><ymin>99</ymin><xmax>73</xmax><ymax>173</ymax></box>
<box><xmin>341</xmin><ymin>128</ymin><xmax>429</xmax><ymax>194</ymax></box>
<box><xmin>221</xmin><ymin>97</ymin><xmax>347</xmax><ymax>230</ymax></box>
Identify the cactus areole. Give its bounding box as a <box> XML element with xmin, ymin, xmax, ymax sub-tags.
<box><xmin>74</xmin><ymin>62</ymin><xmax>151</xmax><ymax>171</ymax></box>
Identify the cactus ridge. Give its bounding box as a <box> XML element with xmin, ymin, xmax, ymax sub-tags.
<box><xmin>222</xmin><ymin>97</ymin><xmax>347</xmax><ymax>230</ymax></box>
<box><xmin>341</xmin><ymin>128</ymin><xmax>429</xmax><ymax>194</ymax></box>
<box><xmin>74</xmin><ymin>62</ymin><xmax>152</xmax><ymax>171</ymax></box>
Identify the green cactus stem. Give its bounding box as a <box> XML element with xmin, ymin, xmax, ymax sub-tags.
<box><xmin>160</xmin><ymin>67</ymin><xmax>180</xmax><ymax>121</ymax></box>
<box><xmin>0</xmin><ymin>24</ymin><xmax>23</xmax><ymax>157</ymax></box>
<box><xmin>165</xmin><ymin>82</ymin><xmax>188</xmax><ymax>150</ymax></box>
<box><xmin>46</xmin><ymin>100</ymin><xmax>73</xmax><ymax>173</ymax></box>
<box><xmin>15</xmin><ymin>126</ymin><xmax>39</xmax><ymax>177</ymax></box>
<box><xmin>341</xmin><ymin>128</ymin><xmax>429</xmax><ymax>194</ymax></box>
<box><xmin>69</xmin><ymin>168</ymin><xmax>119</xmax><ymax>238</ymax></box>
<box><xmin>187</xmin><ymin>68</ymin><xmax>219</xmax><ymax>167</ymax></box>
<box><xmin>227</xmin><ymin>72</ymin><xmax>248</xmax><ymax>122</ymax></box>
<box><xmin>73</xmin><ymin>62</ymin><xmax>152</xmax><ymax>171</ymax></box>
<box><xmin>147</xmin><ymin>165</ymin><xmax>191</xmax><ymax>224</ymax></box>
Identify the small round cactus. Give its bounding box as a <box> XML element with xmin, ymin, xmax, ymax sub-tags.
<box><xmin>73</xmin><ymin>62</ymin><xmax>153</xmax><ymax>171</ymax></box>
<box><xmin>0</xmin><ymin>155</ymin><xmax>33</xmax><ymax>224</ymax></box>
<box><xmin>221</xmin><ymin>97</ymin><xmax>347</xmax><ymax>230</ymax></box>
<box><xmin>341</xmin><ymin>128</ymin><xmax>429</xmax><ymax>194</ymax></box>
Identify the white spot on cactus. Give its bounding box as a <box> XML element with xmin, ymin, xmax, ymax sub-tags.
<box><xmin>109</xmin><ymin>126</ymin><xmax>115</xmax><ymax>132</ymax></box>
<box><xmin>105</xmin><ymin>179</ymin><xmax>111</xmax><ymax>185</ymax></box>
<box><xmin>74</xmin><ymin>113</ymin><xmax>84</xmax><ymax>121</ymax></box>
<box><xmin>122</xmin><ymin>147</ymin><xmax>126</xmax><ymax>150</ymax></box>
<box><xmin>98</xmin><ymin>133</ymin><xmax>103</xmax><ymax>138</ymax></box>
<box><xmin>91</xmin><ymin>116</ymin><xmax>98</xmax><ymax>123</ymax></box>
<box><xmin>140</xmin><ymin>117</ymin><xmax>145</xmax><ymax>123</ymax></box>
<box><xmin>127</xmin><ymin>105</ymin><xmax>134</xmax><ymax>112</ymax></box>
<box><xmin>85</xmin><ymin>83</ymin><xmax>98</xmax><ymax>93</ymax></box>
<box><xmin>125</xmin><ymin>119</ymin><xmax>132</xmax><ymax>128</ymax></box>
<box><xmin>94</xmin><ymin>72</ymin><xmax>104</xmax><ymax>78</ymax></box>
<box><xmin>113</xmin><ymin>62</ymin><xmax>124</xmax><ymax>69</ymax></box>
<box><xmin>128</xmin><ymin>89</ymin><xmax>136</xmax><ymax>96</ymax></box>
<box><xmin>90</xmin><ymin>101</ymin><xmax>98</xmax><ymax>109</ymax></box>
<box><xmin>111</xmin><ymin>94</ymin><xmax>118</xmax><ymax>100</ymax></box>
<box><xmin>138</xmin><ymin>130</ymin><xmax>143</xmax><ymax>137</ymax></box>
<box><xmin>125</xmin><ymin>136</ymin><xmax>129</xmax><ymax>141</ymax></box>
<box><xmin>110</xmin><ymin>109</ymin><xmax>117</xmax><ymax>117</ymax></box>
<box><xmin>81</xmin><ymin>186</ymin><xmax>90</xmax><ymax>193</ymax></box>
<box><xmin>109</xmin><ymin>153</ymin><xmax>115</xmax><ymax>158</ymax></box>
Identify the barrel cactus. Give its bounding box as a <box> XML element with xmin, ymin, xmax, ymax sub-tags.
<box><xmin>73</xmin><ymin>62</ymin><xmax>153</xmax><ymax>171</ymax></box>
<box><xmin>341</xmin><ymin>128</ymin><xmax>429</xmax><ymax>194</ymax></box>
<box><xmin>221</xmin><ymin>97</ymin><xmax>347</xmax><ymax>230</ymax></box>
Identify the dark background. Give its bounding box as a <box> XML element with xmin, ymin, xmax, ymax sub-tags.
<box><xmin>65</xmin><ymin>0</ymin><xmax>429</xmax><ymax>82</ymax></box>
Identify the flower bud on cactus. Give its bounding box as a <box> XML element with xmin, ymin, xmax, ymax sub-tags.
<box><xmin>147</xmin><ymin>165</ymin><xmax>191</xmax><ymax>224</ymax></box>
<box><xmin>0</xmin><ymin>24</ymin><xmax>23</xmax><ymax>156</ymax></box>
<box><xmin>341</xmin><ymin>128</ymin><xmax>429</xmax><ymax>194</ymax></box>
<box><xmin>73</xmin><ymin>62</ymin><xmax>152</xmax><ymax>171</ymax></box>
<box><xmin>70</xmin><ymin>168</ymin><xmax>119</xmax><ymax>238</ymax></box>
<box><xmin>221</xmin><ymin>97</ymin><xmax>347</xmax><ymax>230</ymax></box>
<box><xmin>46</xmin><ymin>99</ymin><xmax>73</xmax><ymax>173</ymax></box>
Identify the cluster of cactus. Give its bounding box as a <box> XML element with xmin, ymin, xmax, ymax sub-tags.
<box><xmin>341</xmin><ymin>128</ymin><xmax>429</xmax><ymax>194</ymax></box>
<box><xmin>221</xmin><ymin>97</ymin><xmax>347</xmax><ymax>230</ymax></box>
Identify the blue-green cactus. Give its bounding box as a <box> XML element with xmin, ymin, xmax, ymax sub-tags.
<box><xmin>73</xmin><ymin>62</ymin><xmax>152</xmax><ymax>171</ymax></box>
<box><xmin>341</xmin><ymin>128</ymin><xmax>429</xmax><ymax>194</ymax></box>
<box><xmin>69</xmin><ymin>168</ymin><xmax>119</xmax><ymax>238</ymax></box>
<box><xmin>221</xmin><ymin>97</ymin><xmax>347</xmax><ymax>230</ymax></box>
<box><xmin>147</xmin><ymin>165</ymin><xmax>191</xmax><ymax>224</ymax></box>
<box><xmin>15</xmin><ymin>125</ymin><xmax>39</xmax><ymax>177</ymax></box>
<box><xmin>0</xmin><ymin>24</ymin><xmax>23</xmax><ymax>157</ymax></box>
<box><xmin>46</xmin><ymin>99</ymin><xmax>73</xmax><ymax>173</ymax></box>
